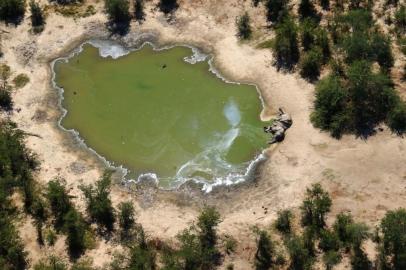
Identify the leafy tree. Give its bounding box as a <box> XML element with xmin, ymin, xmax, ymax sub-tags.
<box><xmin>31</xmin><ymin>196</ymin><xmax>48</xmax><ymax>245</ymax></box>
<box><xmin>0</xmin><ymin>212</ymin><xmax>28</xmax><ymax>270</ymax></box>
<box><xmin>394</xmin><ymin>5</ymin><xmax>406</xmax><ymax>35</ymax></box>
<box><xmin>0</xmin><ymin>89</ymin><xmax>13</xmax><ymax>111</ymax></box>
<box><xmin>299</xmin><ymin>47</ymin><xmax>323</xmax><ymax>81</ymax></box>
<box><xmin>347</xmin><ymin>61</ymin><xmax>397</xmax><ymax>135</ymax></box>
<box><xmin>370</xmin><ymin>32</ymin><xmax>394</xmax><ymax>72</ymax></box>
<box><xmin>298</xmin><ymin>0</ymin><xmax>319</xmax><ymax>21</ymax></box>
<box><xmin>104</xmin><ymin>0</ymin><xmax>130</xmax><ymax>34</ymax></box>
<box><xmin>275</xmin><ymin>209</ymin><xmax>293</xmax><ymax>234</ymax></box>
<box><xmin>346</xmin><ymin>222</ymin><xmax>369</xmax><ymax>249</ymax></box>
<box><xmin>118</xmin><ymin>201</ymin><xmax>135</xmax><ymax>239</ymax></box>
<box><xmin>46</xmin><ymin>180</ymin><xmax>72</xmax><ymax>229</ymax></box>
<box><xmin>0</xmin><ymin>64</ymin><xmax>11</xmax><ymax>85</ymax></box>
<box><xmin>127</xmin><ymin>227</ymin><xmax>156</xmax><ymax>270</ymax></box>
<box><xmin>176</xmin><ymin>227</ymin><xmax>202</xmax><ymax>270</ymax></box>
<box><xmin>319</xmin><ymin>229</ymin><xmax>340</xmax><ymax>252</ymax></box>
<box><xmin>0</xmin><ymin>0</ymin><xmax>25</xmax><ymax>24</ymax></box>
<box><xmin>0</xmin><ymin>64</ymin><xmax>12</xmax><ymax>111</ymax></box>
<box><xmin>379</xmin><ymin>208</ymin><xmax>406</xmax><ymax>269</ymax></box>
<box><xmin>286</xmin><ymin>235</ymin><xmax>313</xmax><ymax>270</ymax></box>
<box><xmin>172</xmin><ymin>206</ymin><xmax>221</xmax><ymax>269</ymax></box>
<box><xmin>333</xmin><ymin>212</ymin><xmax>355</xmax><ymax>248</ymax></box>
<box><xmin>236</xmin><ymin>12</ymin><xmax>252</xmax><ymax>40</ymax></box>
<box><xmin>197</xmin><ymin>206</ymin><xmax>221</xmax><ymax>269</ymax></box>
<box><xmin>63</xmin><ymin>208</ymin><xmax>87</xmax><ymax>258</ymax></box>
<box><xmin>265</xmin><ymin>0</ymin><xmax>289</xmax><ymax>23</ymax></box>
<box><xmin>302</xmin><ymin>227</ymin><xmax>316</xmax><ymax>257</ymax></box>
<box><xmin>351</xmin><ymin>246</ymin><xmax>372</xmax><ymax>270</ymax></box>
<box><xmin>319</xmin><ymin>0</ymin><xmax>329</xmax><ymax>10</ymax></box>
<box><xmin>134</xmin><ymin>0</ymin><xmax>144</xmax><ymax>21</ymax></box>
<box><xmin>80</xmin><ymin>171</ymin><xmax>115</xmax><ymax>233</ymax></box>
<box><xmin>273</xmin><ymin>17</ymin><xmax>300</xmax><ymax>70</ymax></box>
<box><xmin>29</xmin><ymin>1</ymin><xmax>45</xmax><ymax>33</ymax></box>
<box><xmin>387</xmin><ymin>101</ymin><xmax>406</xmax><ymax>135</ymax></box>
<box><xmin>159</xmin><ymin>0</ymin><xmax>177</xmax><ymax>14</ymax></box>
<box><xmin>300</xmin><ymin>18</ymin><xmax>317</xmax><ymax>51</ymax></box>
<box><xmin>254</xmin><ymin>230</ymin><xmax>274</xmax><ymax>270</ymax></box>
<box><xmin>314</xmin><ymin>27</ymin><xmax>330</xmax><ymax>62</ymax></box>
<box><xmin>300</xmin><ymin>183</ymin><xmax>332</xmax><ymax>231</ymax></box>
<box><xmin>323</xmin><ymin>251</ymin><xmax>342</xmax><ymax>270</ymax></box>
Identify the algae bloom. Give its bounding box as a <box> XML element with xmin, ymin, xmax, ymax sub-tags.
<box><xmin>54</xmin><ymin>41</ymin><xmax>267</xmax><ymax>189</ymax></box>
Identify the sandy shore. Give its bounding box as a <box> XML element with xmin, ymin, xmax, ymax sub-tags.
<box><xmin>1</xmin><ymin>0</ymin><xmax>405</xmax><ymax>268</ymax></box>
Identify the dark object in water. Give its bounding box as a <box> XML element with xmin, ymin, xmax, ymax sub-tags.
<box><xmin>73</xmin><ymin>91</ymin><xmax>77</xmax><ymax>95</ymax></box>
<box><xmin>264</xmin><ymin>108</ymin><xmax>292</xmax><ymax>144</ymax></box>
<box><xmin>162</xmin><ymin>64</ymin><xmax>167</xmax><ymax>69</ymax></box>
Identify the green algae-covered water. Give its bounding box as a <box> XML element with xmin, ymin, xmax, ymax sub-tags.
<box><xmin>54</xmin><ymin>42</ymin><xmax>268</xmax><ymax>189</ymax></box>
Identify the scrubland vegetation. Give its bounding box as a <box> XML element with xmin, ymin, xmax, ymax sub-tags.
<box><xmin>245</xmin><ymin>0</ymin><xmax>406</xmax><ymax>138</ymax></box>
<box><xmin>1</xmin><ymin>119</ymin><xmax>406</xmax><ymax>269</ymax></box>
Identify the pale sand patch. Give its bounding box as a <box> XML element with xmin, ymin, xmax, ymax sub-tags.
<box><xmin>1</xmin><ymin>0</ymin><xmax>405</xmax><ymax>268</ymax></box>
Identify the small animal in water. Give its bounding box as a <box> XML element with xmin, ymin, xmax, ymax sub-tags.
<box><xmin>162</xmin><ymin>64</ymin><xmax>167</xmax><ymax>69</ymax></box>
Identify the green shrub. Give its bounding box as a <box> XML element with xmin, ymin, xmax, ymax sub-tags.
<box><xmin>314</xmin><ymin>28</ymin><xmax>330</xmax><ymax>62</ymax></box>
<box><xmin>286</xmin><ymin>235</ymin><xmax>313</xmax><ymax>270</ymax></box>
<box><xmin>134</xmin><ymin>0</ymin><xmax>144</xmax><ymax>21</ymax></box>
<box><xmin>127</xmin><ymin>228</ymin><xmax>157</xmax><ymax>270</ymax></box>
<box><xmin>273</xmin><ymin>17</ymin><xmax>300</xmax><ymax>70</ymax></box>
<box><xmin>347</xmin><ymin>61</ymin><xmax>397</xmax><ymax>134</ymax></box>
<box><xmin>13</xmin><ymin>74</ymin><xmax>29</xmax><ymax>88</ymax></box>
<box><xmin>275</xmin><ymin>209</ymin><xmax>293</xmax><ymax>234</ymax></box>
<box><xmin>45</xmin><ymin>228</ymin><xmax>57</xmax><ymax>246</ymax></box>
<box><xmin>379</xmin><ymin>208</ymin><xmax>406</xmax><ymax>269</ymax></box>
<box><xmin>0</xmin><ymin>89</ymin><xmax>13</xmax><ymax>111</ymax></box>
<box><xmin>256</xmin><ymin>39</ymin><xmax>275</xmax><ymax>49</ymax></box>
<box><xmin>0</xmin><ymin>212</ymin><xmax>28</xmax><ymax>270</ymax></box>
<box><xmin>395</xmin><ymin>5</ymin><xmax>406</xmax><ymax>35</ymax></box>
<box><xmin>80</xmin><ymin>171</ymin><xmax>116</xmax><ymax>233</ymax></box>
<box><xmin>118</xmin><ymin>201</ymin><xmax>135</xmax><ymax>239</ymax></box>
<box><xmin>300</xmin><ymin>18</ymin><xmax>316</xmax><ymax>51</ymax></box>
<box><xmin>333</xmin><ymin>212</ymin><xmax>354</xmax><ymax>248</ymax></box>
<box><xmin>387</xmin><ymin>100</ymin><xmax>406</xmax><ymax>135</ymax></box>
<box><xmin>319</xmin><ymin>229</ymin><xmax>340</xmax><ymax>252</ymax></box>
<box><xmin>71</xmin><ymin>258</ymin><xmax>95</xmax><ymax>270</ymax></box>
<box><xmin>33</xmin><ymin>255</ymin><xmax>67</xmax><ymax>270</ymax></box>
<box><xmin>63</xmin><ymin>208</ymin><xmax>87</xmax><ymax>258</ymax></box>
<box><xmin>299</xmin><ymin>47</ymin><xmax>323</xmax><ymax>81</ymax></box>
<box><xmin>46</xmin><ymin>180</ymin><xmax>72</xmax><ymax>229</ymax></box>
<box><xmin>350</xmin><ymin>246</ymin><xmax>372</xmax><ymax>270</ymax></box>
<box><xmin>197</xmin><ymin>206</ymin><xmax>221</xmax><ymax>268</ymax></box>
<box><xmin>159</xmin><ymin>0</ymin><xmax>177</xmax><ymax>14</ymax></box>
<box><xmin>254</xmin><ymin>230</ymin><xmax>274</xmax><ymax>270</ymax></box>
<box><xmin>0</xmin><ymin>0</ymin><xmax>26</xmax><ymax>24</ymax></box>
<box><xmin>300</xmin><ymin>183</ymin><xmax>332</xmax><ymax>231</ymax></box>
<box><xmin>371</xmin><ymin>32</ymin><xmax>394</xmax><ymax>72</ymax></box>
<box><xmin>29</xmin><ymin>1</ymin><xmax>44</xmax><ymax>32</ymax></box>
<box><xmin>104</xmin><ymin>0</ymin><xmax>130</xmax><ymax>33</ymax></box>
<box><xmin>298</xmin><ymin>0</ymin><xmax>319</xmax><ymax>21</ymax></box>
<box><xmin>265</xmin><ymin>0</ymin><xmax>289</xmax><ymax>23</ymax></box>
<box><xmin>171</xmin><ymin>206</ymin><xmax>222</xmax><ymax>269</ymax></box>
<box><xmin>236</xmin><ymin>12</ymin><xmax>252</xmax><ymax>40</ymax></box>
<box><xmin>223</xmin><ymin>234</ymin><xmax>237</xmax><ymax>254</ymax></box>
<box><xmin>323</xmin><ymin>251</ymin><xmax>341</xmax><ymax>270</ymax></box>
